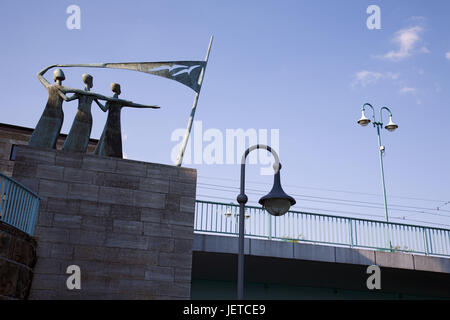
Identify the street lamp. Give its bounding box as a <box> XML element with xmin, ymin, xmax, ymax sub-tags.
<box><xmin>236</xmin><ymin>144</ymin><xmax>296</xmax><ymax>300</ymax></box>
<box><xmin>357</xmin><ymin>103</ymin><xmax>398</xmax><ymax>226</ymax></box>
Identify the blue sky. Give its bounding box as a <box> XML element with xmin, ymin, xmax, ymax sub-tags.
<box><xmin>1</xmin><ymin>0</ymin><xmax>449</xmax><ymax>228</ymax></box>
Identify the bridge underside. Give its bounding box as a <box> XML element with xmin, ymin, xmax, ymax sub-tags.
<box><xmin>191</xmin><ymin>234</ymin><xmax>450</xmax><ymax>299</ymax></box>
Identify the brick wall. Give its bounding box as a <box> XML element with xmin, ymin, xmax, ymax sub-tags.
<box><xmin>0</xmin><ymin>221</ymin><xmax>37</xmax><ymax>300</ymax></box>
<box><xmin>11</xmin><ymin>145</ymin><xmax>197</xmax><ymax>299</ymax></box>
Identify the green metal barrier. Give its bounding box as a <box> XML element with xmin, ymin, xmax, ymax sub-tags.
<box><xmin>0</xmin><ymin>172</ymin><xmax>40</xmax><ymax>236</ymax></box>
<box><xmin>194</xmin><ymin>200</ymin><xmax>450</xmax><ymax>257</ymax></box>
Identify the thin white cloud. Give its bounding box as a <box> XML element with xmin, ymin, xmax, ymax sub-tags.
<box><xmin>399</xmin><ymin>87</ymin><xmax>416</xmax><ymax>94</ymax></box>
<box><xmin>380</xmin><ymin>26</ymin><xmax>425</xmax><ymax>61</ymax></box>
<box><xmin>351</xmin><ymin>70</ymin><xmax>399</xmax><ymax>87</ymax></box>
<box><xmin>446</xmin><ymin>51</ymin><xmax>450</xmax><ymax>60</ymax></box>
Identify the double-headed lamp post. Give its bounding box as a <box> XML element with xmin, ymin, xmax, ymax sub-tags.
<box><xmin>236</xmin><ymin>144</ymin><xmax>296</xmax><ymax>300</ymax></box>
<box><xmin>357</xmin><ymin>103</ymin><xmax>398</xmax><ymax>227</ymax></box>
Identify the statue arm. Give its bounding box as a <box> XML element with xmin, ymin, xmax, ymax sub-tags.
<box><xmin>123</xmin><ymin>101</ymin><xmax>161</xmax><ymax>109</ymax></box>
<box><xmin>94</xmin><ymin>99</ymin><xmax>108</xmax><ymax>112</ymax></box>
<box><xmin>57</xmin><ymin>91</ymin><xmax>78</xmax><ymax>102</ymax></box>
<box><xmin>36</xmin><ymin>64</ymin><xmax>57</xmax><ymax>89</ymax></box>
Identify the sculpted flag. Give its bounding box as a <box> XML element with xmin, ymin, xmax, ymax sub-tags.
<box><xmin>60</xmin><ymin>61</ymin><xmax>206</xmax><ymax>93</ymax></box>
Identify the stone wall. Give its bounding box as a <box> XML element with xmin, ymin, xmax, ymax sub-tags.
<box><xmin>0</xmin><ymin>221</ymin><xmax>37</xmax><ymax>300</ymax></box>
<box><xmin>0</xmin><ymin>123</ymin><xmax>98</xmax><ymax>177</ymax></box>
<box><xmin>11</xmin><ymin>145</ymin><xmax>197</xmax><ymax>299</ymax></box>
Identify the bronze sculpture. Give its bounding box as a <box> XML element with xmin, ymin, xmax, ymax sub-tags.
<box><xmin>62</xmin><ymin>74</ymin><xmax>109</xmax><ymax>153</ymax></box>
<box><xmin>94</xmin><ymin>83</ymin><xmax>159</xmax><ymax>158</ymax></box>
<box><xmin>28</xmin><ymin>66</ymin><xmax>77</xmax><ymax>149</ymax></box>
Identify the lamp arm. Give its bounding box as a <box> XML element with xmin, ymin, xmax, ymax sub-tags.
<box><xmin>380</xmin><ymin>107</ymin><xmax>393</xmax><ymax>126</ymax></box>
<box><xmin>362</xmin><ymin>103</ymin><xmax>376</xmax><ymax>124</ymax></box>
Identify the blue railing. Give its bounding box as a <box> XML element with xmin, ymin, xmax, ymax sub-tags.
<box><xmin>194</xmin><ymin>200</ymin><xmax>450</xmax><ymax>257</ymax></box>
<box><xmin>0</xmin><ymin>172</ymin><xmax>40</xmax><ymax>236</ymax></box>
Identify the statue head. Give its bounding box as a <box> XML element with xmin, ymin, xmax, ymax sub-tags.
<box><xmin>53</xmin><ymin>69</ymin><xmax>66</xmax><ymax>82</ymax></box>
<box><xmin>82</xmin><ymin>73</ymin><xmax>93</xmax><ymax>89</ymax></box>
<box><xmin>111</xmin><ymin>83</ymin><xmax>121</xmax><ymax>95</ymax></box>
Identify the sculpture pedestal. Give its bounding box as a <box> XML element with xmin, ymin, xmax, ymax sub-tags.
<box><xmin>12</xmin><ymin>146</ymin><xmax>197</xmax><ymax>299</ymax></box>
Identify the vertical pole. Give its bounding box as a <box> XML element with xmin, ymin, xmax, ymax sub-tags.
<box><xmin>376</xmin><ymin>124</ymin><xmax>391</xmax><ymax>249</ymax></box>
<box><xmin>175</xmin><ymin>36</ymin><xmax>213</xmax><ymax>167</ymax></box>
<box><xmin>237</xmin><ymin>163</ymin><xmax>247</xmax><ymax>300</ymax></box>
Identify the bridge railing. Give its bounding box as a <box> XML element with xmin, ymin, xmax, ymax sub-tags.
<box><xmin>194</xmin><ymin>200</ymin><xmax>450</xmax><ymax>257</ymax></box>
<box><xmin>0</xmin><ymin>172</ymin><xmax>40</xmax><ymax>236</ymax></box>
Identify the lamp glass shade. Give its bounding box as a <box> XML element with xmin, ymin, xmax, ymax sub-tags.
<box><xmin>385</xmin><ymin>117</ymin><xmax>398</xmax><ymax>132</ymax></box>
<box><xmin>258</xmin><ymin>169</ymin><xmax>296</xmax><ymax>216</ymax></box>
<box><xmin>357</xmin><ymin>111</ymin><xmax>371</xmax><ymax>126</ymax></box>
<box><xmin>262</xmin><ymin>198</ymin><xmax>292</xmax><ymax>216</ymax></box>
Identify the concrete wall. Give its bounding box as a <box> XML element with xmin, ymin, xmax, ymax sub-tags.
<box><xmin>11</xmin><ymin>145</ymin><xmax>197</xmax><ymax>299</ymax></box>
<box><xmin>0</xmin><ymin>221</ymin><xmax>37</xmax><ymax>300</ymax></box>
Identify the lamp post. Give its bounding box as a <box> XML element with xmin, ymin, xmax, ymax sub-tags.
<box><xmin>357</xmin><ymin>103</ymin><xmax>398</xmax><ymax>247</ymax></box>
<box><xmin>236</xmin><ymin>144</ymin><xmax>296</xmax><ymax>300</ymax></box>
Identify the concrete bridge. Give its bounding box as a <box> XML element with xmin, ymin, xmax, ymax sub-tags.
<box><xmin>191</xmin><ymin>233</ymin><xmax>450</xmax><ymax>299</ymax></box>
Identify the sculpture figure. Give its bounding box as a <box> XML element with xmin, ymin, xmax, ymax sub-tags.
<box><xmin>62</xmin><ymin>74</ymin><xmax>109</xmax><ymax>153</ymax></box>
<box><xmin>28</xmin><ymin>66</ymin><xmax>77</xmax><ymax>149</ymax></box>
<box><xmin>94</xmin><ymin>83</ymin><xmax>160</xmax><ymax>158</ymax></box>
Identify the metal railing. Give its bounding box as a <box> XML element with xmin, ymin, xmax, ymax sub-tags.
<box><xmin>0</xmin><ymin>172</ymin><xmax>40</xmax><ymax>236</ymax></box>
<box><xmin>194</xmin><ymin>200</ymin><xmax>450</xmax><ymax>257</ymax></box>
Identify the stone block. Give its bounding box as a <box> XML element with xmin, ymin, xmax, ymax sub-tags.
<box><xmin>11</xmin><ymin>162</ymin><xmax>37</xmax><ymax>178</ymax></box>
<box><xmin>98</xmin><ymin>186</ymin><xmax>133</xmax><ymax>206</ymax></box>
<box><xmin>375</xmin><ymin>251</ymin><xmax>414</xmax><ymax>270</ymax></box>
<box><xmin>55</xmin><ymin>151</ymin><xmax>83</xmax><ymax>169</ymax></box>
<box><xmin>46</xmin><ymin>197</ymin><xmax>80</xmax><ymax>215</ymax></box>
<box><xmin>133</xmin><ymin>191</ymin><xmax>166</xmax><ymax>209</ymax></box>
<box><xmin>180</xmin><ymin>196</ymin><xmax>196</xmax><ymax>214</ymax></box>
<box><xmin>113</xmin><ymin>220</ymin><xmax>143</xmax><ymax>235</ymax></box>
<box><xmin>15</xmin><ymin>146</ymin><xmax>55</xmax><ymax>166</ymax></box>
<box><xmin>79</xmin><ymin>200</ymin><xmax>110</xmax><ymax>217</ymax></box>
<box><xmin>158</xmin><ymin>253</ymin><xmax>193</xmax><ymax>268</ymax></box>
<box><xmin>38</xmin><ymin>179</ymin><xmax>69</xmax><ymax>199</ymax></box>
<box><xmin>147</xmin><ymin>236</ymin><xmax>174</xmax><ymax>253</ymax></box>
<box><xmin>293</xmin><ymin>242</ymin><xmax>335</xmax><ymax>263</ymax></box>
<box><xmin>63</xmin><ymin>167</ymin><xmax>96</xmax><ymax>184</ymax></box>
<box><xmin>110</xmin><ymin>204</ymin><xmax>140</xmax><ymax>220</ymax></box>
<box><xmin>169</xmin><ymin>181</ymin><xmax>196</xmax><ymax>197</ymax></box>
<box><xmin>140</xmin><ymin>208</ymin><xmax>163</xmax><ymax>223</ymax></box>
<box><xmin>95</xmin><ymin>172</ymin><xmax>139</xmax><ymax>190</ymax></box>
<box><xmin>174</xmin><ymin>238</ymin><xmax>193</xmax><ymax>254</ymax></box>
<box><xmin>81</xmin><ymin>216</ymin><xmax>112</xmax><ymax>233</ymax></box>
<box><xmin>250</xmin><ymin>239</ymin><xmax>294</xmax><ymax>259</ymax></box>
<box><xmin>143</xmin><ymin>222</ymin><xmax>172</xmax><ymax>238</ymax></box>
<box><xmin>105</xmin><ymin>233</ymin><xmax>148</xmax><ymax>250</ymax></box>
<box><xmin>174</xmin><ymin>267</ymin><xmax>192</xmax><ymax>282</ymax></box>
<box><xmin>146</xmin><ymin>164</ymin><xmax>178</xmax><ymax>180</ymax></box>
<box><xmin>145</xmin><ymin>266</ymin><xmax>174</xmax><ymax>281</ymax></box>
<box><xmin>50</xmin><ymin>243</ymin><xmax>74</xmax><ymax>259</ymax></box>
<box><xmin>413</xmin><ymin>255</ymin><xmax>450</xmax><ymax>273</ymax></box>
<box><xmin>82</xmin><ymin>155</ymin><xmax>116</xmax><ymax>173</ymax></box>
<box><xmin>53</xmin><ymin>214</ymin><xmax>82</xmax><ymax>229</ymax></box>
<box><xmin>67</xmin><ymin>183</ymin><xmax>99</xmax><ymax>202</ymax></box>
<box><xmin>115</xmin><ymin>160</ymin><xmax>147</xmax><ymax>177</ymax></box>
<box><xmin>335</xmin><ymin>247</ymin><xmax>376</xmax><ymax>266</ymax></box>
<box><xmin>139</xmin><ymin>177</ymin><xmax>169</xmax><ymax>194</ymax></box>
<box><xmin>36</xmin><ymin>164</ymin><xmax>64</xmax><ymax>181</ymax></box>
